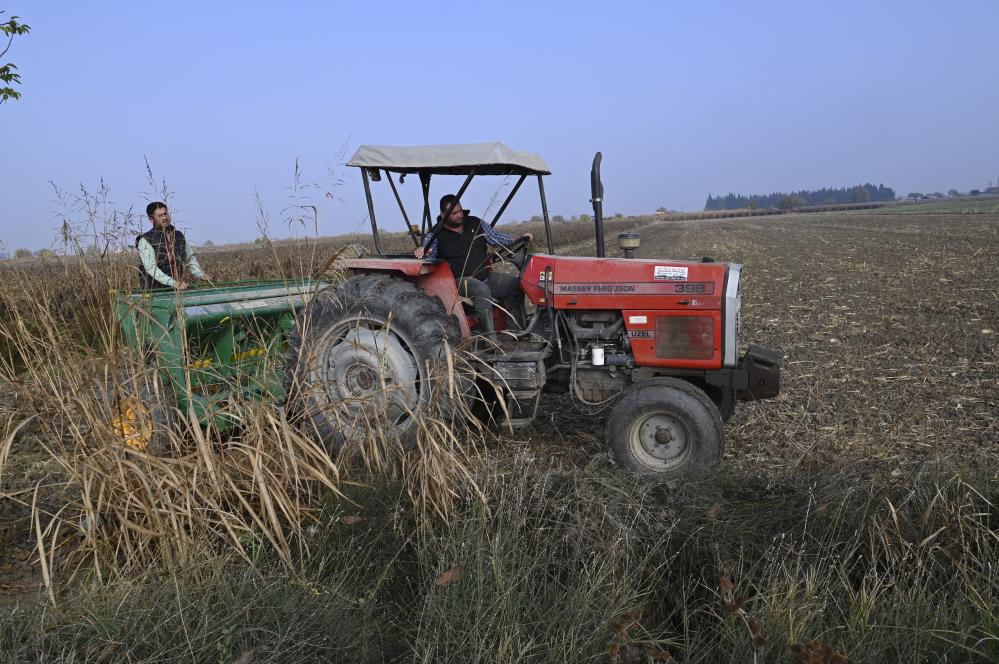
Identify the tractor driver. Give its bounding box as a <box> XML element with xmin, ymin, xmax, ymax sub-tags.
<box><xmin>136</xmin><ymin>202</ymin><xmax>212</xmax><ymax>290</ymax></box>
<box><xmin>414</xmin><ymin>195</ymin><xmax>531</xmax><ymax>341</ymax></box>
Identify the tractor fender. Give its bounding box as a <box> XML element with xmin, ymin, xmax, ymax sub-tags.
<box><xmin>343</xmin><ymin>258</ymin><xmax>471</xmax><ymax>338</ymax></box>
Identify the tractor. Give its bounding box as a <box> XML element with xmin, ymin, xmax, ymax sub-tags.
<box><xmin>113</xmin><ymin>143</ymin><xmax>778</xmax><ymax>476</ymax></box>
<box><xmin>282</xmin><ymin>143</ymin><xmax>781</xmax><ymax>477</ymax></box>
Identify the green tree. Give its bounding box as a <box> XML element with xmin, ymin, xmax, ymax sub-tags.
<box><xmin>778</xmin><ymin>195</ymin><xmax>805</xmax><ymax>209</ymax></box>
<box><xmin>851</xmin><ymin>187</ymin><xmax>870</xmax><ymax>203</ymax></box>
<box><xmin>0</xmin><ymin>12</ymin><xmax>30</xmax><ymax>103</ymax></box>
<box><xmin>13</xmin><ymin>247</ymin><xmax>30</xmax><ymax>258</ymax></box>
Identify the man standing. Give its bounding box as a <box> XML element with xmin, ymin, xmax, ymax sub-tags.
<box><xmin>414</xmin><ymin>195</ymin><xmax>531</xmax><ymax>340</ymax></box>
<box><xmin>136</xmin><ymin>202</ymin><xmax>211</xmax><ymax>290</ymax></box>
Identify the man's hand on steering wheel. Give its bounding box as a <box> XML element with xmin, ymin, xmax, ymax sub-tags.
<box><xmin>492</xmin><ymin>233</ymin><xmax>533</xmax><ymax>268</ymax></box>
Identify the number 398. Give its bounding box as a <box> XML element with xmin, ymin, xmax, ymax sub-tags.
<box><xmin>674</xmin><ymin>283</ymin><xmax>706</xmax><ymax>293</ymax></box>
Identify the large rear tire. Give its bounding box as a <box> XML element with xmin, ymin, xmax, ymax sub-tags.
<box><xmin>285</xmin><ymin>274</ymin><xmax>463</xmax><ymax>450</ymax></box>
<box><xmin>605</xmin><ymin>378</ymin><xmax>724</xmax><ymax>478</ymax></box>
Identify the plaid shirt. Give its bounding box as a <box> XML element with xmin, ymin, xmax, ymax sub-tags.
<box><xmin>422</xmin><ymin>218</ymin><xmax>516</xmax><ymax>261</ymax></box>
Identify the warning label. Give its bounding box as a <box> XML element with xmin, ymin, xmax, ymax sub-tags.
<box><xmin>654</xmin><ymin>266</ymin><xmax>688</xmax><ymax>281</ymax></box>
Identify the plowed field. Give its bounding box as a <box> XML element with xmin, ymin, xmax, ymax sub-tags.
<box><xmin>527</xmin><ymin>206</ymin><xmax>998</xmax><ymax>473</ymax></box>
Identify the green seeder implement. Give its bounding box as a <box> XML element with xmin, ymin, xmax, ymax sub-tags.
<box><xmin>113</xmin><ymin>279</ymin><xmax>326</xmax><ymax>439</ymax></box>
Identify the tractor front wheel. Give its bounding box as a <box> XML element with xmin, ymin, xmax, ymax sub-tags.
<box><xmin>605</xmin><ymin>378</ymin><xmax>723</xmax><ymax>478</ymax></box>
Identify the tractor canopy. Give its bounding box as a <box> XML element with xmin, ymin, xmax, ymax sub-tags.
<box><xmin>347</xmin><ymin>142</ymin><xmax>555</xmax><ymax>255</ymax></box>
<box><xmin>347</xmin><ymin>142</ymin><xmax>550</xmax><ymax>176</ymax></box>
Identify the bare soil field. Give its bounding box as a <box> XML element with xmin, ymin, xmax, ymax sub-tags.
<box><xmin>0</xmin><ymin>204</ymin><xmax>996</xmax><ymax>662</ymax></box>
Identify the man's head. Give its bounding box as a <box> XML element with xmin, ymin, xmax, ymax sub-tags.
<box><xmin>439</xmin><ymin>194</ymin><xmax>465</xmax><ymax>228</ymax></box>
<box><xmin>146</xmin><ymin>202</ymin><xmax>170</xmax><ymax>229</ymax></box>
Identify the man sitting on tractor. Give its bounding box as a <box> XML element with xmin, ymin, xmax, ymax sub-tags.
<box><xmin>414</xmin><ymin>194</ymin><xmax>531</xmax><ymax>341</ymax></box>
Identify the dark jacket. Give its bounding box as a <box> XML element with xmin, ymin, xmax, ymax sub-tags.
<box><xmin>136</xmin><ymin>226</ymin><xmax>186</xmax><ymax>289</ymax></box>
<box><xmin>434</xmin><ymin>215</ymin><xmax>490</xmax><ymax>281</ymax></box>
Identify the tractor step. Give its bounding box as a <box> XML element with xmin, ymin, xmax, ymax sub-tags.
<box><xmin>498</xmin><ymin>388</ymin><xmax>543</xmax><ymax>426</ymax></box>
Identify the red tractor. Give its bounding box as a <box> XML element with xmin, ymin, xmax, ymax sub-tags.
<box><xmin>287</xmin><ymin>143</ymin><xmax>780</xmax><ymax>478</ymax></box>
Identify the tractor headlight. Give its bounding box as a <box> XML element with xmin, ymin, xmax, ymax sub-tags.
<box><xmin>724</xmin><ymin>264</ymin><xmax>743</xmax><ymax>367</ymax></box>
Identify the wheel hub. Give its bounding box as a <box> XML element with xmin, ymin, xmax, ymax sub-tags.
<box><xmin>319</xmin><ymin>325</ymin><xmax>419</xmax><ymax>437</ymax></box>
<box><xmin>346</xmin><ymin>363</ymin><xmax>377</xmax><ymax>394</ymax></box>
<box><xmin>635</xmin><ymin>412</ymin><xmax>688</xmax><ymax>463</ymax></box>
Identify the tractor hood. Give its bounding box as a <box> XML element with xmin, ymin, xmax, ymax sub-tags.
<box><xmin>520</xmin><ymin>255</ymin><xmax>733</xmax><ymax>312</ymax></box>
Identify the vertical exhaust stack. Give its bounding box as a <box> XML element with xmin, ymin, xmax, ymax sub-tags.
<box><xmin>590</xmin><ymin>152</ymin><xmax>605</xmax><ymax>258</ymax></box>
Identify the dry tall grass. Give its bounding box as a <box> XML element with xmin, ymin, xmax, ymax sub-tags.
<box><xmin>0</xmin><ymin>237</ymin><xmax>493</xmax><ymax>598</ymax></box>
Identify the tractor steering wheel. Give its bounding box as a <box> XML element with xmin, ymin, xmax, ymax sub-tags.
<box><xmin>491</xmin><ymin>235</ymin><xmax>531</xmax><ymax>269</ymax></box>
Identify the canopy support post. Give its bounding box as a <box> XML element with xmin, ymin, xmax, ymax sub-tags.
<box><xmin>489</xmin><ymin>174</ymin><xmax>527</xmax><ymax>228</ymax></box>
<box><xmin>361</xmin><ymin>168</ymin><xmax>383</xmax><ymax>255</ymax></box>
<box><xmin>386</xmin><ymin>172</ymin><xmax>418</xmax><ymax>247</ymax></box>
<box><xmin>537</xmin><ymin>175</ymin><xmax>554</xmax><ymax>254</ymax></box>
<box><xmin>420</xmin><ymin>172</ymin><xmax>432</xmax><ymax>241</ymax></box>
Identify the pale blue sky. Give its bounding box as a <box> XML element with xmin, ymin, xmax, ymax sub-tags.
<box><xmin>2</xmin><ymin>1</ymin><xmax>998</xmax><ymax>250</ymax></box>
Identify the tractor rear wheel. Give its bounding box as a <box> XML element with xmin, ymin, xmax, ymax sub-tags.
<box><xmin>605</xmin><ymin>378</ymin><xmax>723</xmax><ymax>478</ymax></box>
<box><xmin>285</xmin><ymin>274</ymin><xmax>463</xmax><ymax>451</ymax></box>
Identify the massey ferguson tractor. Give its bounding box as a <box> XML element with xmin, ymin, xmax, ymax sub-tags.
<box><xmin>283</xmin><ymin>143</ymin><xmax>780</xmax><ymax>477</ymax></box>
<box><xmin>114</xmin><ymin>143</ymin><xmax>779</xmax><ymax>477</ymax></box>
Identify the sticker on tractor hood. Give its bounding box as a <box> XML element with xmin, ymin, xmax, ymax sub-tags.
<box><xmin>654</xmin><ymin>265</ymin><xmax>688</xmax><ymax>281</ymax></box>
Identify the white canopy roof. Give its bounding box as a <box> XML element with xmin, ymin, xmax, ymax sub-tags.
<box><xmin>347</xmin><ymin>142</ymin><xmax>551</xmax><ymax>176</ymax></box>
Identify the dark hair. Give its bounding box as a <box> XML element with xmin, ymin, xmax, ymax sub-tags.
<box><xmin>439</xmin><ymin>194</ymin><xmax>460</xmax><ymax>214</ymax></box>
<box><xmin>146</xmin><ymin>201</ymin><xmax>167</xmax><ymax>217</ymax></box>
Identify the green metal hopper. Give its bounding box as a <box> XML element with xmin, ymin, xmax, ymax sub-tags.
<box><xmin>114</xmin><ymin>278</ymin><xmax>328</xmax><ymax>432</ymax></box>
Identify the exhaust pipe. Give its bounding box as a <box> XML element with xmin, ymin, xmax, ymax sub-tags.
<box><xmin>590</xmin><ymin>152</ymin><xmax>605</xmax><ymax>258</ymax></box>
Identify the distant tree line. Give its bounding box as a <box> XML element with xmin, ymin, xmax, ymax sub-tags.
<box><xmin>704</xmin><ymin>183</ymin><xmax>896</xmax><ymax>211</ymax></box>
